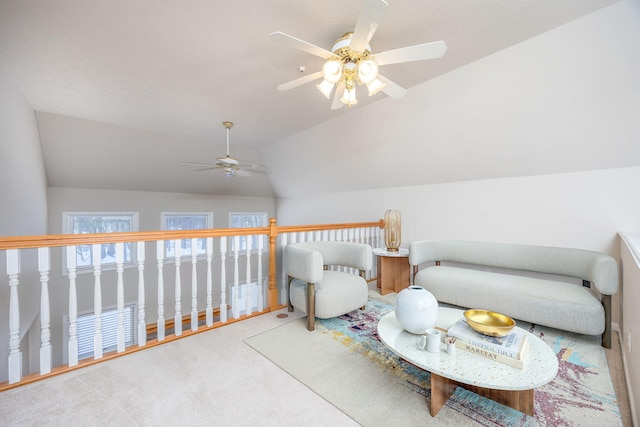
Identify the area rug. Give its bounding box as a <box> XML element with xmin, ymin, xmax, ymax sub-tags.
<box><xmin>245</xmin><ymin>300</ymin><xmax>623</xmax><ymax>427</ymax></box>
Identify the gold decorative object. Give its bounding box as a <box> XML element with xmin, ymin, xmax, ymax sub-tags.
<box><xmin>384</xmin><ymin>209</ymin><xmax>401</xmax><ymax>252</ymax></box>
<box><xmin>463</xmin><ymin>309</ymin><xmax>515</xmax><ymax>337</ymax></box>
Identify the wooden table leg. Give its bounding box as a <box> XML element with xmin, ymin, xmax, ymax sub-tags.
<box><xmin>430</xmin><ymin>373</ymin><xmax>458</xmax><ymax>416</ymax></box>
<box><xmin>462</xmin><ymin>383</ymin><xmax>534</xmax><ymax>416</ymax></box>
<box><xmin>430</xmin><ymin>373</ymin><xmax>534</xmax><ymax>417</ymax></box>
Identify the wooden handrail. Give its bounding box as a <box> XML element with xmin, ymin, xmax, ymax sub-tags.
<box><xmin>0</xmin><ymin>219</ymin><xmax>384</xmax><ymax>250</ymax></box>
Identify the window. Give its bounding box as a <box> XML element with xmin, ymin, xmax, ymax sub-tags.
<box><xmin>229</xmin><ymin>212</ymin><xmax>268</xmax><ymax>251</ymax></box>
<box><xmin>63</xmin><ymin>212</ymin><xmax>139</xmax><ymax>269</ymax></box>
<box><xmin>161</xmin><ymin>212</ymin><xmax>213</xmax><ymax>257</ymax></box>
<box><xmin>64</xmin><ymin>304</ymin><xmax>136</xmax><ymax>362</ymax></box>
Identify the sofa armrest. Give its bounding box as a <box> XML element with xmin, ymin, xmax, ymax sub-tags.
<box><xmin>409</xmin><ymin>240</ymin><xmax>438</xmax><ymax>267</ymax></box>
<box><xmin>588</xmin><ymin>254</ymin><xmax>619</xmax><ymax>295</ymax></box>
<box><xmin>285</xmin><ymin>246</ymin><xmax>324</xmax><ymax>283</ymax></box>
<box><xmin>289</xmin><ymin>241</ymin><xmax>372</xmax><ymax>271</ymax></box>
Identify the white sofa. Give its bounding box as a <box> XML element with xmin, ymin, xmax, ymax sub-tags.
<box><xmin>409</xmin><ymin>240</ymin><xmax>619</xmax><ymax>348</ymax></box>
<box><xmin>285</xmin><ymin>241</ymin><xmax>372</xmax><ymax>331</ymax></box>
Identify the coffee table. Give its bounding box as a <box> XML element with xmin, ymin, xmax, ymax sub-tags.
<box><xmin>377</xmin><ymin>307</ymin><xmax>558</xmax><ymax>416</ymax></box>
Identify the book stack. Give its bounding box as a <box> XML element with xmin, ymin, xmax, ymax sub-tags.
<box><xmin>446</xmin><ymin>318</ymin><xmax>529</xmax><ymax>369</ymax></box>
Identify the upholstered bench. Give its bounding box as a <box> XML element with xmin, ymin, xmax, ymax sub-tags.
<box><xmin>409</xmin><ymin>240</ymin><xmax>619</xmax><ymax>348</ymax></box>
<box><xmin>285</xmin><ymin>241</ymin><xmax>372</xmax><ymax>331</ymax></box>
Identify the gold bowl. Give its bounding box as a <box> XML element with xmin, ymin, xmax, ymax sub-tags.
<box><xmin>463</xmin><ymin>309</ymin><xmax>515</xmax><ymax>337</ymax></box>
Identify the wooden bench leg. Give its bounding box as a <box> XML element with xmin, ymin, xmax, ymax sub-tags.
<box><xmin>306</xmin><ymin>282</ymin><xmax>315</xmax><ymax>331</ymax></box>
<box><xmin>602</xmin><ymin>294</ymin><xmax>612</xmax><ymax>349</ymax></box>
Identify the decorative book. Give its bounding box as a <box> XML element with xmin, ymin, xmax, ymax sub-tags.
<box><xmin>447</xmin><ymin>318</ymin><xmax>529</xmax><ymax>368</ymax></box>
<box><xmin>454</xmin><ymin>338</ymin><xmax>529</xmax><ymax>369</ymax></box>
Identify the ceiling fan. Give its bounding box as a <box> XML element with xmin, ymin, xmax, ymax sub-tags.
<box><xmin>271</xmin><ymin>0</ymin><xmax>447</xmax><ymax>109</ymax></box>
<box><xmin>181</xmin><ymin>122</ymin><xmax>270</xmax><ymax>178</ymax></box>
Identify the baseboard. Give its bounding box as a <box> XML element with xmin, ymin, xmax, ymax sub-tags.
<box><xmin>616</xmin><ymin>322</ymin><xmax>638</xmax><ymax>426</ymax></box>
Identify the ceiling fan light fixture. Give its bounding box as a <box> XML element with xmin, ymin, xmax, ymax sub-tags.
<box><xmin>366</xmin><ymin>78</ymin><xmax>386</xmax><ymax>96</ymax></box>
<box><xmin>322</xmin><ymin>60</ymin><xmax>343</xmax><ymax>83</ymax></box>
<box><xmin>316</xmin><ymin>79</ymin><xmax>335</xmax><ymax>99</ymax></box>
<box><xmin>357</xmin><ymin>59</ymin><xmax>379</xmax><ymax>84</ymax></box>
<box><xmin>341</xmin><ymin>87</ymin><xmax>358</xmax><ymax>107</ymax></box>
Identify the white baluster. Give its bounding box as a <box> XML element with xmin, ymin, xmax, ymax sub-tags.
<box><xmin>322</xmin><ymin>230</ymin><xmax>329</xmax><ymax>241</ymax></box>
<box><xmin>7</xmin><ymin>250</ymin><xmax>21</xmax><ymax>383</ymax></box>
<box><xmin>257</xmin><ymin>234</ymin><xmax>264</xmax><ymax>312</ymax></box>
<box><xmin>38</xmin><ymin>247</ymin><xmax>52</xmax><ymax>375</ymax></box>
<box><xmin>280</xmin><ymin>233</ymin><xmax>289</xmax><ymax>306</ymax></box>
<box><xmin>205</xmin><ymin>237</ymin><xmax>214</xmax><ymax>327</ymax></box>
<box><xmin>115</xmin><ymin>242</ymin><xmax>125</xmax><ymax>353</ymax></box>
<box><xmin>191</xmin><ymin>237</ymin><xmax>198</xmax><ymax>331</ymax></box>
<box><xmin>245</xmin><ymin>235</ymin><xmax>252</xmax><ymax>316</ymax></box>
<box><xmin>156</xmin><ymin>241</ymin><xmax>165</xmax><ymax>341</ymax></box>
<box><xmin>92</xmin><ymin>244</ymin><xmax>103</xmax><ymax>359</ymax></box>
<box><xmin>66</xmin><ymin>246</ymin><xmax>78</xmax><ymax>366</ymax></box>
<box><xmin>232</xmin><ymin>236</ymin><xmax>240</xmax><ymax>319</ymax></box>
<box><xmin>174</xmin><ymin>240</ymin><xmax>182</xmax><ymax>336</ymax></box>
<box><xmin>137</xmin><ymin>241</ymin><xmax>146</xmax><ymax>347</ymax></box>
<box><xmin>219</xmin><ymin>237</ymin><xmax>228</xmax><ymax>323</ymax></box>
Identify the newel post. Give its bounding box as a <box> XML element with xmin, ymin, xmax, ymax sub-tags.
<box><xmin>268</xmin><ymin>218</ymin><xmax>279</xmax><ymax>311</ymax></box>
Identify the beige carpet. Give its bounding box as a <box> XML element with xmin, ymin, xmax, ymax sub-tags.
<box><xmin>246</xmin><ymin>316</ymin><xmax>482</xmax><ymax>426</ymax></box>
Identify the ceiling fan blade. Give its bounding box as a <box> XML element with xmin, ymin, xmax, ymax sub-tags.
<box><xmin>180</xmin><ymin>161</ymin><xmax>216</xmax><ymax>167</ymax></box>
<box><xmin>238</xmin><ymin>163</ymin><xmax>271</xmax><ymax>175</ymax></box>
<box><xmin>377</xmin><ymin>74</ymin><xmax>406</xmax><ymax>99</ymax></box>
<box><xmin>192</xmin><ymin>166</ymin><xmax>219</xmax><ymax>172</ymax></box>
<box><xmin>350</xmin><ymin>0</ymin><xmax>389</xmax><ymax>53</ymax></box>
<box><xmin>375</xmin><ymin>40</ymin><xmax>447</xmax><ymax>66</ymax></box>
<box><xmin>331</xmin><ymin>83</ymin><xmax>345</xmax><ymax>110</ymax></box>
<box><xmin>278</xmin><ymin>70</ymin><xmax>323</xmax><ymax>91</ymax></box>
<box><xmin>270</xmin><ymin>31</ymin><xmax>334</xmax><ymax>59</ymax></box>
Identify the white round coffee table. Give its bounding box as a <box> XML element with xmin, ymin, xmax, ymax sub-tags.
<box><xmin>377</xmin><ymin>307</ymin><xmax>558</xmax><ymax>416</ymax></box>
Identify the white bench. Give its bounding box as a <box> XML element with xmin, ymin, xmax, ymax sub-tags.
<box><xmin>409</xmin><ymin>240</ymin><xmax>618</xmax><ymax>348</ymax></box>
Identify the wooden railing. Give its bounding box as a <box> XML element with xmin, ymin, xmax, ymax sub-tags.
<box><xmin>0</xmin><ymin>218</ymin><xmax>383</xmax><ymax>391</ymax></box>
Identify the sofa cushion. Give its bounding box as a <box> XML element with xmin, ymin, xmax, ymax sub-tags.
<box><xmin>415</xmin><ymin>265</ymin><xmax>605</xmax><ymax>335</ymax></box>
<box><xmin>289</xmin><ymin>270</ymin><xmax>368</xmax><ymax>319</ymax></box>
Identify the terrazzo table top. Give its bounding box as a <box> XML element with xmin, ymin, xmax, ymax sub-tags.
<box><xmin>377</xmin><ymin>307</ymin><xmax>558</xmax><ymax>391</ymax></box>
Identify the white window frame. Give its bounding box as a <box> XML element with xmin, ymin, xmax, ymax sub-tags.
<box><xmin>229</xmin><ymin>212</ymin><xmax>268</xmax><ymax>252</ymax></box>
<box><xmin>62</xmin><ymin>211</ymin><xmax>139</xmax><ymax>274</ymax></box>
<box><xmin>161</xmin><ymin>212</ymin><xmax>213</xmax><ymax>258</ymax></box>
<box><xmin>63</xmin><ymin>303</ymin><xmax>137</xmax><ymax>363</ymax></box>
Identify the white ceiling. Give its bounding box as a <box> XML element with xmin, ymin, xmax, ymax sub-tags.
<box><xmin>0</xmin><ymin>0</ymin><xmax>619</xmax><ymax>196</ymax></box>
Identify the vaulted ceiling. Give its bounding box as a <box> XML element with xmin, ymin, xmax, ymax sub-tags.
<box><xmin>0</xmin><ymin>0</ymin><xmax>620</xmax><ymax>197</ymax></box>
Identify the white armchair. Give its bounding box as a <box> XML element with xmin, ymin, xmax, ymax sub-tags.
<box><xmin>285</xmin><ymin>241</ymin><xmax>372</xmax><ymax>331</ymax></box>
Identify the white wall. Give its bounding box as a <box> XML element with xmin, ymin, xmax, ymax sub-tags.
<box><xmin>0</xmin><ymin>65</ymin><xmax>48</xmax><ymax>381</ymax></box>
<box><xmin>278</xmin><ymin>167</ymin><xmax>640</xmax><ymax>253</ymax></box>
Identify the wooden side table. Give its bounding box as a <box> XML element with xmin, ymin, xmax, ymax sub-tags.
<box><xmin>373</xmin><ymin>248</ymin><xmax>410</xmax><ymax>295</ymax></box>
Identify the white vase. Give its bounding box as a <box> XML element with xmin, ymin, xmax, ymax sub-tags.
<box><xmin>395</xmin><ymin>285</ymin><xmax>439</xmax><ymax>334</ymax></box>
